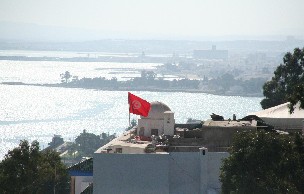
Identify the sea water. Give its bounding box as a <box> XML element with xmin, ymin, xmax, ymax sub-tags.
<box><xmin>0</xmin><ymin>59</ymin><xmax>262</xmax><ymax>159</ymax></box>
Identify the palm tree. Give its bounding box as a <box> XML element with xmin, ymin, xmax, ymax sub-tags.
<box><xmin>60</xmin><ymin>71</ymin><xmax>72</xmax><ymax>83</ymax></box>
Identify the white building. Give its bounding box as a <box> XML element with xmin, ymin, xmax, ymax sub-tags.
<box><xmin>137</xmin><ymin>101</ymin><xmax>175</xmax><ymax>137</ymax></box>
<box><xmin>93</xmin><ymin>101</ymin><xmax>229</xmax><ymax>194</ymax></box>
<box><xmin>94</xmin><ymin>148</ymin><xmax>228</xmax><ymax>194</ymax></box>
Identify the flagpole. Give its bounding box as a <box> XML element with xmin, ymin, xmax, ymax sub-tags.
<box><xmin>129</xmin><ymin>112</ymin><xmax>131</xmax><ymax>127</ymax></box>
<box><xmin>129</xmin><ymin>112</ymin><xmax>131</xmax><ymax>140</ymax></box>
<box><xmin>128</xmin><ymin>92</ymin><xmax>131</xmax><ymax>140</ymax></box>
<box><xmin>128</xmin><ymin>92</ymin><xmax>131</xmax><ymax>127</ymax></box>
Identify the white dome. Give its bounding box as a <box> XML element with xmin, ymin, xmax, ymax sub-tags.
<box><xmin>141</xmin><ymin>101</ymin><xmax>171</xmax><ymax>119</ymax></box>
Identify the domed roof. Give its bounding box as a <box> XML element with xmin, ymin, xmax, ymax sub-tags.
<box><xmin>141</xmin><ymin>101</ymin><xmax>171</xmax><ymax>119</ymax></box>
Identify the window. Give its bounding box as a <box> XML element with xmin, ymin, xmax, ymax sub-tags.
<box><xmin>115</xmin><ymin>148</ymin><xmax>122</xmax><ymax>153</ymax></box>
<box><xmin>151</xmin><ymin>129</ymin><xmax>159</xmax><ymax>136</ymax></box>
<box><xmin>139</xmin><ymin>127</ymin><xmax>145</xmax><ymax>136</ymax></box>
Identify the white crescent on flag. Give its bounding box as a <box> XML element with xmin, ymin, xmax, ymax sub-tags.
<box><xmin>128</xmin><ymin>92</ymin><xmax>151</xmax><ymax>117</ymax></box>
<box><xmin>132</xmin><ymin>100</ymin><xmax>142</xmax><ymax>109</ymax></box>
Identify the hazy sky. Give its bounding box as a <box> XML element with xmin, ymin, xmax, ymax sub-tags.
<box><xmin>1</xmin><ymin>0</ymin><xmax>304</xmax><ymax>39</ymax></box>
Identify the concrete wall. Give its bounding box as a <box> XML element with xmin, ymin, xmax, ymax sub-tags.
<box><xmin>169</xmin><ymin>152</ymin><xmax>201</xmax><ymax>194</ymax></box>
<box><xmin>206</xmin><ymin>152</ymin><xmax>229</xmax><ymax>191</ymax></box>
<box><xmin>93</xmin><ymin>152</ymin><xmax>228</xmax><ymax>194</ymax></box>
<box><xmin>180</xmin><ymin>126</ymin><xmax>256</xmax><ymax>148</ymax></box>
<box><xmin>169</xmin><ymin>151</ymin><xmax>228</xmax><ymax>194</ymax></box>
<box><xmin>106</xmin><ymin>144</ymin><xmax>145</xmax><ymax>154</ymax></box>
<box><xmin>199</xmin><ymin>149</ymin><xmax>229</xmax><ymax>193</ymax></box>
<box><xmin>138</xmin><ymin>118</ymin><xmax>164</xmax><ymax>136</ymax></box>
<box><xmin>94</xmin><ymin>153</ymin><xmax>170</xmax><ymax>194</ymax></box>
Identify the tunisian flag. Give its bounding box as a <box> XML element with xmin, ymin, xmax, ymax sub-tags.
<box><xmin>128</xmin><ymin>92</ymin><xmax>151</xmax><ymax>117</ymax></box>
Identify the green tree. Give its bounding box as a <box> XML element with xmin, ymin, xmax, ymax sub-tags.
<box><xmin>0</xmin><ymin>140</ymin><xmax>69</xmax><ymax>194</ymax></box>
<box><xmin>220</xmin><ymin>73</ymin><xmax>235</xmax><ymax>90</ymax></box>
<box><xmin>140</xmin><ymin>70</ymin><xmax>156</xmax><ymax>80</ymax></box>
<box><xmin>146</xmin><ymin>71</ymin><xmax>156</xmax><ymax>80</ymax></box>
<box><xmin>67</xmin><ymin>130</ymin><xmax>116</xmax><ymax>159</ymax></box>
<box><xmin>220</xmin><ymin>131</ymin><xmax>304</xmax><ymax>194</ymax></box>
<box><xmin>74</xmin><ymin>130</ymin><xmax>101</xmax><ymax>157</ymax></box>
<box><xmin>131</xmin><ymin>118</ymin><xmax>137</xmax><ymax>127</ymax></box>
<box><xmin>60</xmin><ymin>71</ymin><xmax>72</xmax><ymax>83</ymax></box>
<box><xmin>125</xmin><ymin>118</ymin><xmax>137</xmax><ymax>131</ymax></box>
<box><xmin>261</xmin><ymin>47</ymin><xmax>304</xmax><ymax>113</ymax></box>
<box><xmin>38</xmin><ymin>149</ymin><xmax>70</xmax><ymax>194</ymax></box>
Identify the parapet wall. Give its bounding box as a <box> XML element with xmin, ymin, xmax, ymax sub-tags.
<box><xmin>171</xmin><ymin>126</ymin><xmax>256</xmax><ymax>150</ymax></box>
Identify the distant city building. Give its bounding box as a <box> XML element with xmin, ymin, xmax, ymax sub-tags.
<box><xmin>193</xmin><ymin>45</ymin><xmax>228</xmax><ymax>60</ymax></box>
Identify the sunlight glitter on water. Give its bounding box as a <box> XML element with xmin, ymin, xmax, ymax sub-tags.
<box><xmin>0</xmin><ymin>60</ymin><xmax>263</xmax><ymax>159</ymax></box>
<box><xmin>0</xmin><ymin>84</ymin><xmax>262</xmax><ymax>159</ymax></box>
<box><xmin>0</xmin><ymin>60</ymin><xmax>159</xmax><ymax>84</ymax></box>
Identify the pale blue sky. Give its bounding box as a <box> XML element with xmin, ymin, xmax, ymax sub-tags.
<box><xmin>0</xmin><ymin>0</ymin><xmax>303</xmax><ymax>39</ymax></box>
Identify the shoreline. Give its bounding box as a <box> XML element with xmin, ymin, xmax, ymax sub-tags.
<box><xmin>1</xmin><ymin>81</ymin><xmax>263</xmax><ymax>98</ymax></box>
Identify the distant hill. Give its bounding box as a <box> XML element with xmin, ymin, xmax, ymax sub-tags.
<box><xmin>0</xmin><ymin>21</ymin><xmax>107</xmax><ymax>42</ymax></box>
<box><xmin>0</xmin><ymin>21</ymin><xmax>303</xmax><ymax>54</ymax></box>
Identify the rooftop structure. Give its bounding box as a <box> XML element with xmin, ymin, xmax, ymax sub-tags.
<box><xmin>249</xmin><ymin>102</ymin><xmax>304</xmax><ymax>133</ymax></box>
<box><xmin>95</xmin><ymin>129</ymin><xmax>151</xmax><ymax>154</ymax></box>
<box><xmin>138</xmin><ymin>101</ymin><xmax>175</xmax><ymax>137</ymax></box>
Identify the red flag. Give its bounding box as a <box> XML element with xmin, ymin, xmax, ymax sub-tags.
<box><xmin>128</xmin><ymin>92</ymin><xmax>151</xmax><ymax>117</ymax></box>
